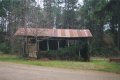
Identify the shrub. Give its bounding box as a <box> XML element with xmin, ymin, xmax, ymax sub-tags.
<box><xmin>0</xmin><ymin>42</ymin><xmax>10</xmax><ymax>54</ymax></box>
<box><xmin>90</xmin><ymin>47</ymin><xmax>120</xmax><ymax>57</ymax></box>
<box><xmin>39</xmin><ymin>45</ymin><xmax>80</xmax><ymax>60</ymax></box>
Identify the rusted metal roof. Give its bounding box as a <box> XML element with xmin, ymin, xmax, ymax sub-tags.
<box><xmin>15</xmin><ymin>28</ymin><xmax>92</xmax><ymax>38</ymax></box>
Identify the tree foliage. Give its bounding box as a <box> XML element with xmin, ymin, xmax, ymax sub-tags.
<box><xmin>0</xmin><ymin>0</ymin><xmax>120</xmax><ymax>57</ymax></box>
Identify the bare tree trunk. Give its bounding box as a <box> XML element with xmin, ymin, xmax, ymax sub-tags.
<box><xmin>21</xmin><ymin>0</ymin><xmax>28</xmax><ymax>57</ymax></box>
<box><xmin>118</xmin><ymin>19</ymin><xmax>120</xmax><ymax>50</ymax></box>
<box><xmin>8</xmin><ymin>11</ymin><xmax>14</xmax><ymax>54</ymax></box>
<box><xmin>97</xmin><ymin>16</ymin><xmax>104</xmax><ymax>47</ymax></box>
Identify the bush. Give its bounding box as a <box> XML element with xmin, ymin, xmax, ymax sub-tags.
<box><xmin>90</xmin><ymin>47</ymin><xmax>120</xmax><ymax>57</ymax></box>
<box><xmin>0</xmin><ymin>42</ymin><xmax>10</xmax><ymax>54</ymax></box>
<box><xmin>39</xmin><ymin>45</ymin><xmax>80</xmax><ymax>60</ymax></box>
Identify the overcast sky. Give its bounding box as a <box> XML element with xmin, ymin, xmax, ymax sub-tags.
<box><xmin>36</xmin><ymin>0</ymin><xmax>83</xmax><ymax>8</ymax></box>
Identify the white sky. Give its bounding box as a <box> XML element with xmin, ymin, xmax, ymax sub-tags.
<box><xmin>36</xmin><ymin>0</ymin><xmax>83</xmax><ymax>8</ymax></box>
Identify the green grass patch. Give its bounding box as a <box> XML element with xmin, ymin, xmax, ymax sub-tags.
<box><xmin>0</xmin><ymin>54</ymin><xmax>120</xmax><ymax>74</ymax></box>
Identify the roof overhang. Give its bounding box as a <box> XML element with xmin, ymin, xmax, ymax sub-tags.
<box><xmin>15</xmin><ymin>28</ymin><xmax>92</xmax><ymax>38</ymax></box>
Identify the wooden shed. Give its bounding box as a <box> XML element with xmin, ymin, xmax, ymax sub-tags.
<box><xmin>15</xmin><ymin>28</ymin><xmax>92</xmax><ymax>60</ymax></box>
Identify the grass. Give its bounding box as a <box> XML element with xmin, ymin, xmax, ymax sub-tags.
<box><xmin>0</xmin><ymin>54</ymin><xmax>120</xmax><ymax>74</ymax></box>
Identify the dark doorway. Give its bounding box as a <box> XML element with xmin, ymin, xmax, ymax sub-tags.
<box><xmin>59</xmin><ymin>40</ymin><xmax>67</xmax><ymax>48</ymax></box>
<box><xmin>49</xmin><ymin>40</ymin><xmax>58</xmax><ymax>50</ymax></box>
<box><xmin>39</xmin><ymin>40</ymin><xmax>47</xmax><ymax>51</ymax></box>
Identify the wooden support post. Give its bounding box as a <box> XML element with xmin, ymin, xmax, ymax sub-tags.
<box><xmin>67</xmin><ymin>40</ymin><xmax>70</xmax><ymax>47</ymax></box>
<box><xmin>74</xmin><ymin>40</ymin><xmax>77</xmax><ymax>45</ymax></box>
<box><xmin>87</xmin><ymin>39</ymin><xmax>90</xmax><ymax>61</ymax></box>
<box><xmin>36</xmin><ymin>40</ymin><xmax>40</xmax><ymax>59</ymax></box>
<box><xmin>35</xmin><ymin>39</ymin><xmax>38</xmax><ymax>58</ymax></box>
<box><xmin>79</xmin><ymin>50</ymin><xmax>81</xmax><ymax>58</ymax></box>
<box><xmin>37</xmin><ymin>41</ymin><xmax>39</xmax><ymax>52</ymax></box>
<box><xmin>47</xmin><ymin>39</ymin><xmax>49</xmax><ymax>51</ymax></box>
<box><xmin>58</xmin><ymin>40</ymin><xmax>60</xmax><ymax>49</ymax></box>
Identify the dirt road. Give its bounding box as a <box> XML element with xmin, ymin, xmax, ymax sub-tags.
<box><xmin>0</xmin><ymin>61</ymin><xmax>120</xmax><ymax>80</ymax></box>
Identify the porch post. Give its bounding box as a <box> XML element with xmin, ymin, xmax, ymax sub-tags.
<box><xmin>67</xmin><ymin>40</ymin><xmax>70</xmax><ymax>47</ymax></box>
<box><xmin>47</xmin><ymin>39</ymin><xmax>49</xmax><ymax>51</ymax></box>
<box><xmin>79</xmin><ymin>50</ymin><xmax>81</xmax><ymax>58</ymax></box>
<box><xmin>36</xmin><ymin>40</ymin><xmax>39</xmax><ymax>59</ymax></box>
<box><xmin>37</xmin><ymin>41</ymin><xmax>39</xmax><ymax>52</ymax></box>
<box><xmin>58</xmin><ymin>40</ymin><xmax>60</xmax><ymax>49</ymax></box>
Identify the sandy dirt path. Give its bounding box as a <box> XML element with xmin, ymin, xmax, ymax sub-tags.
<box><xmin>0</xmin><ymin>61</ymin><xmax>120</xmax><ymax>80</ymax></box>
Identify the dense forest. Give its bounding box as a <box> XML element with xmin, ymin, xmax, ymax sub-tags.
<box><xmin>0</xmin><ymin>0</ymin><xmax>120</xmax><ymax>58</ymax></box>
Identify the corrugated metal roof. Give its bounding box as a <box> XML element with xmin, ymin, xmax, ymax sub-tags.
<box><xmin>15</xmin><ymin>28</ymin><xmax>92</xmax><ymax>38</ymax></box>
